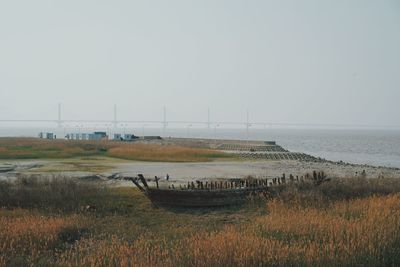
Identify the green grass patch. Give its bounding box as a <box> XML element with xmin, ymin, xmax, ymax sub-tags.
<box><xmin>0</xmin><ymin>138</ymin><xmax>234</xmax><ymax>162</ymax></box>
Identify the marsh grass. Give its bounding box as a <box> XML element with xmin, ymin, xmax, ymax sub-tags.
<box><xmin>0</xmin><ymin>137</ymin><xmax>231</xmax><ymax>162</ymax></box>
<box><xmin>269</xmin><ymin>176</ymin><xmax>400</xmax><ymax>208</ymax></box>
<box><xmin>0</xmin><ymin>138</ymin><xmax>106</xmax><ymax>159</ymax></box>
<box><xmin>0</xmin><ymin>176</ymin><xmax>104</xmax><ymax>212</ymax></box>
<box><xmin>55</xmin><ymin>193</ymin><xmax>400</xmax><ymax>267</ymax></box>
<box><xmin>106</xmin><ymin>142</ymin><xmax>231</xmax><ymax>162</ymax></box>
<box><xmin>1</xmin><ymin>175</ymin><xmax>400</xmax><ymax>266</ymax></box>
<box><xmin>0</xmin><ymin>211</ymin><xmax>87</xmax><ymax>266</ymax></box>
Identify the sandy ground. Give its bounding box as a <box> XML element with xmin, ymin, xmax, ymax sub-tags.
<box><xmin>1</xmin><ymin>158</ymin><xmax>399</xmax><ymax>184</ymax></box>
<box><xmin>111</xmin><ymin>160</ymin><xmax>400</xmax><ymax>182</ymax></box>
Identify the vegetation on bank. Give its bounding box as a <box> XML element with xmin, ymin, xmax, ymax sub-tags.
<box><xmin>0</xmin><ymin>138</ymin><xmax>232</xmax><ymax>162</ymax></box>
<box><xmin>1</xmin><ymin>176</ymin><xmax>400</xmax><ymax>266</ymax></box>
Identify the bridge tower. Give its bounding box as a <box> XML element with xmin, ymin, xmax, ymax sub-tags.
<box><xmin>163</xmin><ymin>106</ymin><xmax>167</xmax><ymax>136</ymax></box>
<box><xmin>207</xmin><ymin>108</ymin><xmax>210</xmax><ymax>129</ymax></box>
<box><xmin>113</xmin><ymin>104</ymin><xmax>118</xmax><ymax>128</ymax></box>
<box><xmin>57</xmin><ymin>103</ymin><xmax>62</xmax><ymax>128</ymax></box>
<box><xmin>246</xmin><ymin>109</ymin><xmax>250</xmax><ymax>142</ymax></box>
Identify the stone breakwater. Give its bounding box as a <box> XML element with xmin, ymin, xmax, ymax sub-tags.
<box><xmin>213</xmin><ymin>141</ymin><xmax>322</xmax><ymax>162</ymax></box>
<box><xmin>235</xmin><ymin>152</ymin><xmax>319</xmax><ymax>161</ymax></box>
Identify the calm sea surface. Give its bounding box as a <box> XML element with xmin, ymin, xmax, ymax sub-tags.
<box><xmin>1</xmin><ymin>127</ymin><xmax>399</xmax><ymax>168</ymax></box>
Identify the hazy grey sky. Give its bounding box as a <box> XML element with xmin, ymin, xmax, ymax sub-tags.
<box><xmin>1</xmin><ymin>0</ymin><xmax>399</xmax><ymax>127</ymax></box>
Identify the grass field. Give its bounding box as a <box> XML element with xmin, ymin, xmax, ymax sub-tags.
<box><xmin>0</xmin><ymin>138</ymin><xmax>232</xmax><ymax>162</ymax></box>
<box><xmin>1</xmin><ymin>176</ymin><xmax>400</xmax><ymax>266</ymax></box>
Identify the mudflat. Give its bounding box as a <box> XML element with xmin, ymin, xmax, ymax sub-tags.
<box><xmin>1</xmin><ymin>158</ymin><xmax>399</xmax><ymax>184</ymax></box>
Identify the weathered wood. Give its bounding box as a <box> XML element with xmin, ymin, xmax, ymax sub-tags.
<box><xmin>126</xmin><ymin>170</ymin><xmax>328</xmax><ymax>207</ymax></box>
<box><xmin>144</xmin><ymin>187</ymin><xmax>268</xmax><ymax>207</ymax></box>
<box><xmin>154</xmin><ymin>176</ymin><xmax>159</xmax><ymax>189</ymax></box>
<box><xmin>138</xmin><ymin>174</ymin><xmax>149</xmax><ymax>189</ymax></box>
<box><xmin>126</xmin><ymin>177</ymin><xmax>145</xmax><ymax>192</ymax></box>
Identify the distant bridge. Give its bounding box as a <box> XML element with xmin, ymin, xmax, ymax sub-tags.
<box><xmin>0</xmin><ymin>104</ymin><xmax>398</xmax><ymax>130</ymax></box>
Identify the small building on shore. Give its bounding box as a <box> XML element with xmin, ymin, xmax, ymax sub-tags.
<box><xmin>65</xmin><ymin>131</ymin><xmax>108</xmax><ymax>141</ymax></box>
<box><xmin>113</xmin><ymin>133</ymin><xmax>139</xmax><ymax>141</ymax></box>
<box><xmin>38</xmin><ymin>132</ymin><xmax>56</xmax><ymax>140</ymax></box>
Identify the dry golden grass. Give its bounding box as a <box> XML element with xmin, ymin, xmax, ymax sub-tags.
<box><xmin>0</xmin><ymin>137</ymin><xmax>230</xmax><ymax>162</ymax></box>
<box><xmin>56</xmin><ymin>194</ymin><xmax>400</xmax><ymax>267</ymax></box>
<box><xmin>0</xmin><ymin>209</ymin><xmax>85</xmax><ymax>266</ymax></box>
<box><xmin>2</xmin><ymin>177</ymin><xmax>400</xmax><ymax>266</ymax></box>
<box><xmin>107</xmin><ymin>143</ymin><xmax>228</xmax><ymax>162</ymax></box>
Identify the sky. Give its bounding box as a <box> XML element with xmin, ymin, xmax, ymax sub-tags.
<box><xmin>0</xmin><ymin>0</ymin><xmax>399</xmax><ymax>128</ymax></box>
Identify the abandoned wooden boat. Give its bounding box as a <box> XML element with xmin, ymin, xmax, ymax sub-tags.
<box><xmin>124</xmin><ymin>174</ymin><xmax>269</xmax><ymax>207</ymax></box>
<box><xmin>123</xmin><ymin>171</ymin><xmax>328</xmax><ymax>207</ymax></box>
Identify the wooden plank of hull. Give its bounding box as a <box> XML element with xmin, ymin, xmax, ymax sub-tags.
<box><xmin>145</xmin><ymin>188</ymin><xmax>266</xmax><ymax>207</ymax></box>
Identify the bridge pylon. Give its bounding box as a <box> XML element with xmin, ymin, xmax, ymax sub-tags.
<box><xmin>57</xmin><ymin>103</ymin><xmax>62</xmax><ymax>128</ymax></box>
<box><xmin>113</xmin><ymin>104</ymin><xmax>118</xmax><ymax>128</ymax></box>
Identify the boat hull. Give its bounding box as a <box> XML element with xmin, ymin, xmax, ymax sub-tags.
<box><xmin>145</xmin><ymin>188</ymin><xmax>266</xmax><ymax>207</ymax></box>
